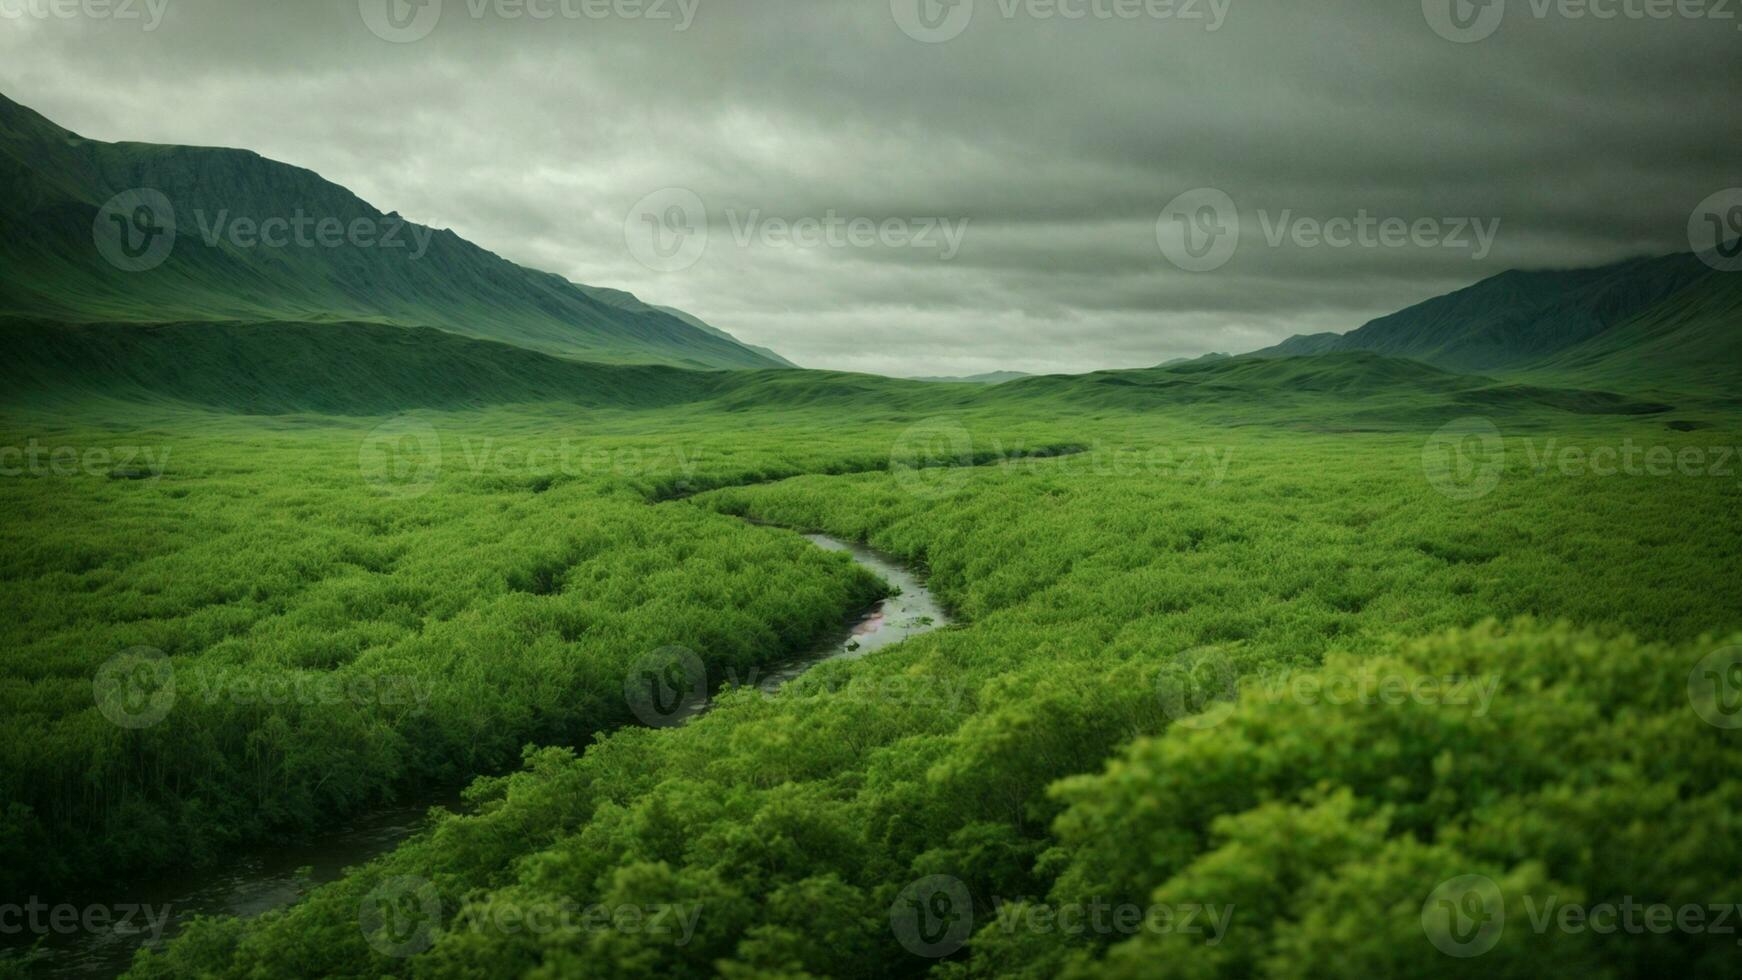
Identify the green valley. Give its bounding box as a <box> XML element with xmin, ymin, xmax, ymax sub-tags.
<box><xmin>4</xmin><ymin>324</ymin><xmax>1740</xmax><ymax>975</ymax></box>
<box><xmin>0</xmin><ymin>54</ymin><xmax>1738</xmax><ymax>980</ymax></box>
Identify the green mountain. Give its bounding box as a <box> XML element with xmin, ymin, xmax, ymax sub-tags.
<box><xmin>1520</xmin><ymin>269</ymin><xmax>1742</xmax><ymax>396</ymax></box>
<box><xmin>0</xmin><ymin>92</ymin><xmax>786</xmax><ymax>370</ymax></box>
<box><xmin>1247</xmin><ymin>252</ymin><xmax>1734</xmax><ymax>390</ymax></box>
<box><xmin>6</xmin><ymin>85</ymin><xmax>1721</xmax><ymax>411</ymax></box>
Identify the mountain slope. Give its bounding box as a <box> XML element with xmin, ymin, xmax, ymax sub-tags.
<box><xmin>1247</xmin><ymin>252</ymin><xmax>1721</xmax><ymax>379</ymax></box>
<box><xmin>0</xmin><ymin>92</ymin><xmax>785</xmax><ymax>370</ymax></box>
<box><xmin>1249</xmin><ymin>332</ymin><xmax>1343</xmax><ymax>358</ymax></box>
<box><xmin>1520</xmin><ymin>270</ymin><xmax>1742</xmax><ymax>394</ymax></box>
<box><xmin>651</xmin><ymin>305</ymin><xmax>799</xmax><ymax>369</ymax></box>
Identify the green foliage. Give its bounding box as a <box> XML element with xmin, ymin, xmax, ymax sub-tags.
<box><xmin>0</xmin><ymin>408</ymin><xmax>906</xmax><ymax>894</ymax></box>
<box><xmin>1043</xmin><ymin>624</ymin><xmax>1742</xmax><ymax>978</ymax></box>
<box><xmin>41</xmin><ymin>392</ymin><xmax>1728</xmax><ymax>979</ymax></box>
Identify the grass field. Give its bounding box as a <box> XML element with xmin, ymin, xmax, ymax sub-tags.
<box><xmin>4</xmin><ymin>370</ymin><xmax>1739</xmax><ymax>976</ymax></box>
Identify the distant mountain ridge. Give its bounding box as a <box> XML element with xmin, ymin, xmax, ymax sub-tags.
<box><xmin>6</xmin><ymin>93</ymin><xmax>1730</xmax><ymax>390</ymax></box>
<box><xmin>908</xmin><ymin>371</ymin><xmax>1031</xmax><ymax>385</ymax></box>
<box><xmin>1158</xmin><ymin>352</ymin><xmax>1231</xmax><ymax>368</ymax></box>
<box><xmin>0</xmin><ymin>92</ymin><xmax>787</xmax><ymax>370</ymax></box>
<box><xmin>1245</xmin><ymin>250</ymin><xmax>1734</xmax><ymax>391</ymax></box>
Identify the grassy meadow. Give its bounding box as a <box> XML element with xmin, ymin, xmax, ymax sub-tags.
<box><xmin>3</xmin><ymin>374</ymin><xmax>1739</xmax><ymax>976</ymax></box>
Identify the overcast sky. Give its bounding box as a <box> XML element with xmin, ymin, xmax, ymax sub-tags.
<box><xmin>2</xmin><ymin>0</ymin><xmax>1737</xmax><ymax>375</ymax></box>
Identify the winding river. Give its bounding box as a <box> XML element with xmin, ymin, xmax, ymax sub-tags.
<box><xmin>10</xmin><ymin>531</ymin><xmax>949</xmax><ymax>979</ymax></box>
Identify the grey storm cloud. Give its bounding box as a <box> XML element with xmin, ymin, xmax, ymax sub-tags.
<box><xmin>1</xmin><ymin>0</ymin><xmax>1737</xmax><ymax>376</ymax></box>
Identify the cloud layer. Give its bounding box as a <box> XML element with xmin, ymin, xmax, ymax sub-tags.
<box><xmin>3</xmin><ymin>0</ymin><xmax>1737</xmax><ymax>375</ymax></box>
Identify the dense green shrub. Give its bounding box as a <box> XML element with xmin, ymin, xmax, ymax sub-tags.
<box><xmin>92</xmin><ymin>402</ymin><xmax>1741</xmax><ymax>978</ymax></box>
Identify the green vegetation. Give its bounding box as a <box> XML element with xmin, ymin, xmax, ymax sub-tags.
<box><xmin>98</xmin><ymin>403</ymin><xmax>1740</xmax><ymax>977</ymax></box>
<box><xmin>0</xmin><ymin>406</ymin><xmax>903</xmax><ymax>893</ymax></box>
<box><xmin>4</xmin><ymin>358</ymin><xmax>1736</xmax><ymax>975</ymax></box>
<box><xmin>1013</xmin><ymin>623</ymin><xmax>1742</xmax><ymax>978</ymax></box>
<box><xmin>908</xmin><ymin>372</ymin><xmax>1032</xmax><ymax>385</ymax></box>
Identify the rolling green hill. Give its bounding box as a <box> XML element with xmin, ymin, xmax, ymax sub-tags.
<box><xmin>994</xmin><ymin>351</ymin><xmax>1673</xmax><ymax>425</ymax></box>
<box><xmin>0</xmin><ymin>318</ymin><xmax>724</xmax><ymax>415</ymax></box>
<box><xmin>4</xmin><ymin>317</ymin><xmax>1680</xmax><ymax>431</ymax></box>
<box><xmin>909</xmin><ymin>371</ymin><xmax>1033</xmax><ymax>384</ymax></box>
<box><xmin>0</xmin><ymin>92</ymin><xmax>784</xmax><ymax>370</ymax></box>
<box><xmin>1156</xmin><ymin>352</ymin><xmax>1232</xmax><ymax>368</ymax></box>
<box><xmin>1248</xmin><ymin>253</ymin><xmax>1731</xmax><ymax>389</ymax></box>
